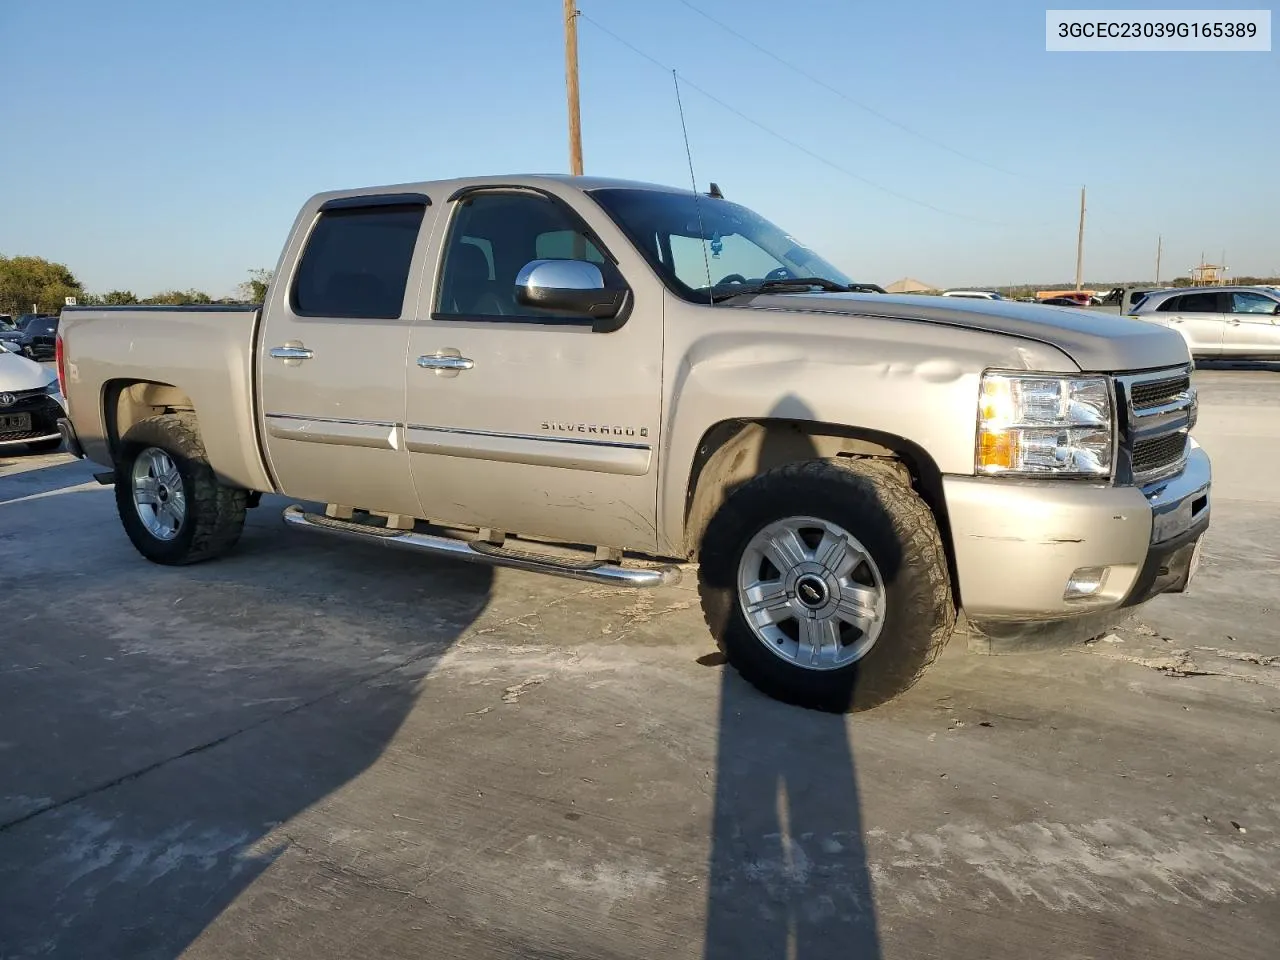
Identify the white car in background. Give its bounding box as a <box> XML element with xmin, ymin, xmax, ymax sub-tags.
<box><xmin>1128</xmin><ymin>286</ymin><xmax>1280</xmax><ymax>360</ymax></box>
<box><xmin>941</xmin><ymin>290</ymin><xmax>1005</xmax><ymax>300</ymax></box>
<box><xmin>0</xmin><ymin>341</ymin><xmax>65</xmax><ymax>453</ymax></box>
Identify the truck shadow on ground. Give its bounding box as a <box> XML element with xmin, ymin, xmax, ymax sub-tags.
<box><xmin>0</xmin><ymin>478</ymin><xmax>495</xmax><ymax>959</ymax></box>
<box><xmin>702</xmin><ymin>394</ymin><xmax>882</xmax><ymax>959</ymax></box>
<box><xmin>2</xmin><ymin>406</ymin><xmax>885</xmax><ymax>958</ymax></box>
<box><xmin>704</xmin><ymin>674</ymin><xmax>882</xmax><ymax>958</ymax></box>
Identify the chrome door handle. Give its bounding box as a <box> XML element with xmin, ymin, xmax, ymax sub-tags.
<box><xmin>270</xmin><ymin>345</ymin><xmax>314</xmax><ymax>360</ymax></box>
<box><xmin>1228</xmin><ymin>319</ymin><xmax>1241</xmax><ymax>326</ymax></box>
<box><xmin>417</xmin><ymin>355</ymin><xmax>474</xmax><ymax>371</ymax></box>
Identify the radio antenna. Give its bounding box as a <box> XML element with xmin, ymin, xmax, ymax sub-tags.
<box><xmin>673</xmin><ymin>70</ymin><xmax>714</xmax><ymax>305</ymax></box>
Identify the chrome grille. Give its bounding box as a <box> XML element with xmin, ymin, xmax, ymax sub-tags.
<box><xmin>1115</xmin><ymin>366</ymin><xmax>1195</xmax><ymax>485</ymax></box>
<box><xmin>1130</xmin><ymin>375</ymin><xmax>1191</xmax><ymax>411</ymax></box>
<box><xmin>1132</xmin><ymin>431</ymin><xmax>1188</xmax><ymax>475</ymax></box>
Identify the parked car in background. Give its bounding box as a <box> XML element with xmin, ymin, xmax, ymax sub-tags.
<box><xmin>1040</xmin><ymin>296</ymin><xmax>1085</xmax><ymax>307</ymax></box>
<box><xmin>1092</xmin><ymin>286</ymin><xmax>1164</xmax><ymax>315</ymax></box>
<box><xmin>1129</xmin><ymin>286</ymin><xmax>1280</xmax><ymax>360</ymax></box>
<box><xmin>941</xmin><ymin>290</ymin><xmax>1005</xmax><ymax>300</ymax></box>
<box><xmin>0</xmin><ymin>343</ymin><xmax>65</xmax><ymax>452</ymax></box>
<box><xmin>0</xmin><ymin>314</ymin><xmax>59</xmax><ymax>360</ymax></box>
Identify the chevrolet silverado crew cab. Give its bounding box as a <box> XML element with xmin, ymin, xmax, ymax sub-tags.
<box><xmin>56</xmin><ymin>175</ymin><xmax>1211</xmax><ymax>712</ymax></box>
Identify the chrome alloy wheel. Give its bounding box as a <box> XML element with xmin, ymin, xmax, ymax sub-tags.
<box><xmin>736</xmin><ymin>516</ymin><xmax>887</xmax><ymax>670</ymax></box>
<box><xmin>131</xmin><ymin>447</ymin><xmax>187</xmax><ymax>541</ymax></box>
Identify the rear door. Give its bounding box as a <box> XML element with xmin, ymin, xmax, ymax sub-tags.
<box><xmin>1221</xmin><ymin>290</ymin><xmax>1280</xmax><ymax>357</ymax></box>
<box><xmin>1156</xmin><ymin>292</ymin><xmax>1225</xmax><ymax>356</ymax></box>
<box><xmin>404</xmin><ymin>187</ymin><xmax>664</xmax><ymax>552</ymax></box>
<box><xmin>258</xmin><ymin>194</ymin><xmax>437</xmax><ymax>516</ymax></box>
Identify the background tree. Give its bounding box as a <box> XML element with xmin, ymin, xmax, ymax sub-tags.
<box><xmin>238</xmin><ymin>268</ymin><xmax>274</xmax><ymax>303</ymax></box>
<box><xmin>0</xmin><ymin>255</ymin><xmax>85</xmax><ymax>315</ymax></box>
<box><xmin>142</xmin><ymin>289</ymin><xmax>213</xmax><ymax>305</ymax></box>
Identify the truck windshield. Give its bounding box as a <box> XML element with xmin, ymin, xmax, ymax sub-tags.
<box><xmin>590</xmin><ymin>188</ymin><xmax>853</xmax><ymax>303</ymax></box>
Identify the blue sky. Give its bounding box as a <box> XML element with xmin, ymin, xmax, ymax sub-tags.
<box><xmin>1</xmin><ymin>0</ymin><xmax>1275</xmax><ymax>295</ymax></box>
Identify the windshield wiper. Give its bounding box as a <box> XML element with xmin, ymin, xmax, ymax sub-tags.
<box><xmin>757</xmin><ymin>277</ymin><xmax>851</xmax><ymax>292</ymax></box>
<box><xmin>706</xmin><ymin>277</ymin><xmax>851</xmax><ymax>303</ymax></box>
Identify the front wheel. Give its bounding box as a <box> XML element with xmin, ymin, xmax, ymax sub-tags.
<box><xmin>115</xmin><ymin>414</ymin><xmax>247</xmax><ymax>565</ymax></box>
<box><xmin>697</xmin><ymin>458</ymin><xmax>955</xmax><ymax>712</ymax></box>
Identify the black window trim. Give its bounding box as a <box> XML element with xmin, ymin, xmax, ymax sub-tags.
<box><xmin>431</xmin><ymin>186</ymin><xmax>632</xmax><ymax>333</ymax></box>
<box><xmin>290</xmin><ymin>198</ymin><xmax>430</xmax><ymax>321</ymax></box>
<box><xmin>445</xmin><ymin>184</ymin><xmax>620</xmax><ymax>265</ymax></box>
<box><xmin>318</xmin><ymin>192</ymin><xmax>431</xmax><ymax>212</ymax></box>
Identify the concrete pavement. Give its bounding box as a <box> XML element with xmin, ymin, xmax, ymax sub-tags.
<box><xmin>1</xmin><ymin>364</ymin><xmax>1277</xmax><ymax>959</ymax></box>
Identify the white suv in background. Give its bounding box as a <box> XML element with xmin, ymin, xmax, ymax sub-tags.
<box><xmin>941</xmin><ymin>290</ymin><xmax>1005</xmax><ymax>300</ymax></box>
<box><xmin>1130</xmin><ymin>286</ymin><xmax>1280</xmax><ymax>360</ymax></box>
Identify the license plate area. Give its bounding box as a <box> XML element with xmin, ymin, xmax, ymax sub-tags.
<box><xmin>0</xmin><ymin>413</ymin><xmax>32</xmax><ymax>433</ymax></box>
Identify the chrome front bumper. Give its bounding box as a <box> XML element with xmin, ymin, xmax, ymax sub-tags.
<box><xmin>1147</xmin><ymin>439</ymin><xmax>1211</xmax><ymax>545</ymax></box>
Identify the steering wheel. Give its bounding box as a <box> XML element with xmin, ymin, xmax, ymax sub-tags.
<box><xmin>764</xmin><ymin>267</ymin><xmax>794</xmax><ymax>281</ymax></box>
<box><xmin>717</xmin><ymin>273</ymin><xmax>748</xmax><ymax>285</ymax></box>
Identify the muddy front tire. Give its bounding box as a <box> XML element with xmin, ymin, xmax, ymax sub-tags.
<box><xmin>697</xmin><ymin>458</ymin><xmax>955</xmax><ymax>713</ymax></box>
<box><xmin>114</xmin><ymin>414</ymin><xmax>247</xmax><ymax>565</ymax></box>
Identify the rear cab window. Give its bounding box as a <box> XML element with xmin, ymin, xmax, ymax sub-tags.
<box><xmin>291</xmin><ymin>200</ymin><xmax>428</xmax><ymax>319</ymax></box>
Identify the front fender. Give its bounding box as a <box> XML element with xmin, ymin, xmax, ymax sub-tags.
<box><xmin>656</xmin><ymin>306</ymin><xmax>1078</xmax><ymax>554</ymax></box>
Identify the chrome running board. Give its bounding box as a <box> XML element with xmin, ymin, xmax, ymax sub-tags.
<box><xmin>282</xmin><ymin>505</ymin><xmax>681</xmax><ymax>588</ymax></box>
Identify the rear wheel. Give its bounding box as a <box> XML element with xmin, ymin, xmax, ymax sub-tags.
<box><xmin>115</xmin><ymin>414</ymin><xmax>247</xmax><ymax>565</ymax></box>
<box><xmin>697</xmin><ymin>458</ymin><xmax>955</xmax><ymax>712</ymax></box>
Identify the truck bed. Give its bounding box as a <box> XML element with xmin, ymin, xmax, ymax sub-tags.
<box><xmin>59</xmin><ymin>304</ymin><xmax>274</xmax><ymax>491</ymax></box>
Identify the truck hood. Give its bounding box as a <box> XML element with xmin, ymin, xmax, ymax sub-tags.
<box><xmin>744</xmin><ymin>292</ymin><xmax>1189</xmax><ymax>372</ymax></box>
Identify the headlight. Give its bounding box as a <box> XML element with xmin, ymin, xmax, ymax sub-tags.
<box><xmin>43</xmin><ymin>380</ymin><xmax>61</xmax><ymax>397</ymax></box>
<box><xmin>976</xmin><ymin>372</ymin><xmax>1113</xmax><ymax>477</ymax></box>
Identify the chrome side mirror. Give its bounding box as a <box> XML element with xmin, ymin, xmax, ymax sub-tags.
<box><xmin>514</xmin><ymin>259</ymin><xmax>627</xmax><ymax>323</ymax></box>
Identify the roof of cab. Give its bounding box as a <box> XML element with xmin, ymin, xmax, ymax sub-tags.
<box><xmin>305</xmin><ymin>174</ymin><xmax>691</xmax><ymax>209</ymax></box>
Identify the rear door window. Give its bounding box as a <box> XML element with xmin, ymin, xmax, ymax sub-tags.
<box><xmin>1161</xmin><ymin>292</ymin><xmax>1221</xmax><ymax>313</ymax></box>
<box><xmin>291</xmin><ymin>204</ymin><xmax>426</xmax><ymax>319</ymax></box>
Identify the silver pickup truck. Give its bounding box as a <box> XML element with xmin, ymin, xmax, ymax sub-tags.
<box><xmin>56</xmin><ymin>175</ymin><xmax>1211</xmax><ymax>712</ymax></box>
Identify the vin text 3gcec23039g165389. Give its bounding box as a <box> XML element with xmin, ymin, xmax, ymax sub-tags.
<box><xmin>54</xmin><ymin>175</ymin><xmax>1211</xmax><ymax>712</ymax></box>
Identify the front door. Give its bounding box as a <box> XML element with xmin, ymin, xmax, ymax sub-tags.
<box><xmin>258</xmin><ymin>195</ymin><xmax>437</xmax><ymax>517</ymax></box>
<box><xmin>1221</xmin><ymin>290</ymin><xmax>1280</xmax><ymax>358</ymax></box>
<box><xmin>1158</xmin><ymin>291</ymin><xmax>1225</xmax><ymax>356</ymax></box>
<box><xmin>405</xmin><ymin>188</ymin><xmax>664</xmax><ymax>552</ymax></box>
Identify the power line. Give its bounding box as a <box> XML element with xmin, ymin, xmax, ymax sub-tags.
<box><xmin>579</xmin><ymin>13</ymin><xmax>1032</xmax><ymax>227</ymax></box>
<box><xmin>677</xmin><ymin>0</ymin><xmax>1020</xmax><ymax>178</ymax></box>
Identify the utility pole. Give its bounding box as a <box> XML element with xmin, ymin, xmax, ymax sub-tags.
<box><xmin>1074</xmin><ymin>185</ymin><xmax>1086</xmax><ymax>291</ymax></box>
<box><xmin>1155</xmin><ymin>235</ymin><xmax>1162</xmax><ymax>285</ymax></box>
<box><xmin>564</xmin><ymin>0</ymin><xmax>583</xmax><ymax>176</ymax></box>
